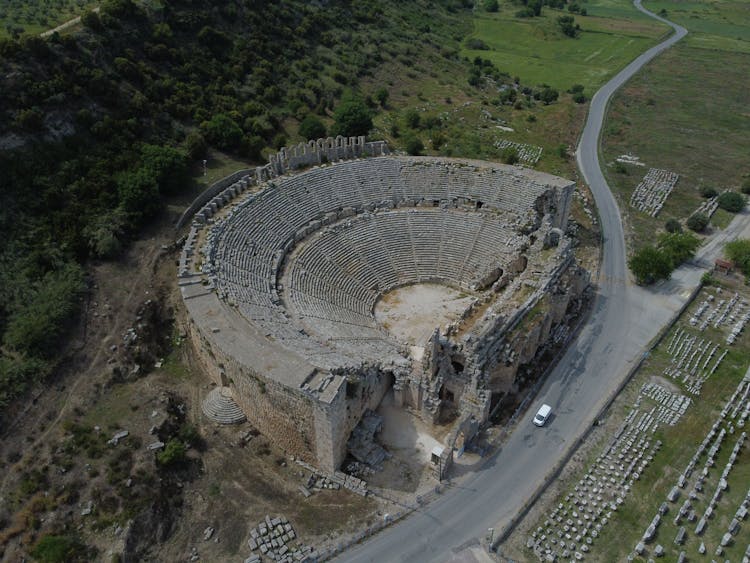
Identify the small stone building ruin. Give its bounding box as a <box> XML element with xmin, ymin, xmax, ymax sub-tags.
<box><xmin>179</xmin><ymin>138</ymin><xmax>589</xmax><ymax>473</ymax></box>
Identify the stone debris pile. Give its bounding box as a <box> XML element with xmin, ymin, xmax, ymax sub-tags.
<box><xmin>615</xmin><ymin>154</ymin><xmax>645</xmax><ymax>167</ymax></box>
<box><xmin>294</xmin><ymin>459</ymin><xmax>369</xmax><ymax>497</ymax></box>
<box><xmin>494</xmin><ymin>139</ymin><xmax>543</xmax><ymax>164</ymax></box>
<box><xmin>347</xmin><ymin>410</ymin><xmax>391</xmax><ymax>470</ymax></box>
<box><xmin>246</xmin><ymin>515</ymin><xmax>316</xmax><ymax>563</ymax></box>
<box><xmin>629</xmin><ymin>168</ymin><xmax>679</xmax><ymax>217</ymax></box>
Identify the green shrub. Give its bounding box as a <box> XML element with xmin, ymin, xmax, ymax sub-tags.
<box><xmin>156</xmin><ymin>438</ymin><xmax>187</xmax><ymax>467</ymax></box>
<box><xmin>699</xmin><ymin>186</ymin><xmax>718</xmax><ymax>198</ymax></box>
<box><xmin>404</xmin><ymin>135</ymin><xmax>424</xmax><ymax>156</ymax></box>
<box><xmin>30</xmin><ymin>534</ymin><xmax>87</xmax><ymax>562</ymax></box>
<box><xmin>687</xmin><ymin>212</ymin><xmax>709</xmax><ymax>232</ymax></box>
<box><xmin>483</xmin><ymin>0</ymin><xmax>499</xmax><ymax>12</ymax></box>
<box><xmin>374</xmin><ymin>87</ymin><xmax>389</xmax><ymax>108</ymax></box>
<box><xmin>664</xmin><ymin>218</ymin><xmax>682</xmax><ymax>233</ymax></box>
<box><xmin>404</xmin><ymin>108</ymin><xmax>421</xmax><ymax>129</ymax></box>
<box><xmin>741</xmin><ymin>178</ymin><xmax>750</xmax><ymax>195</ymax></box>
<box><xmin>717</xmin><ymin>191</ymin><xmax>746</xmax><ymax>213</ymax></box>
<box><xmin>501</xmin><ymin>146</ymin><xmax>519</xmax><ymax>165</ymax></box>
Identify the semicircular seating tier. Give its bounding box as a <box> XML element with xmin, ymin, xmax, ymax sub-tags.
<box><xmin>197</xmin><ymin>156</ymin><xmax>571</xmax><ymax>372</ymax></box>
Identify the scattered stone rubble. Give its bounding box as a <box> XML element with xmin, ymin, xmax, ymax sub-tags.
<box><xmin>294</xmin><ymin>459</ymin><xmax>368</xmax><ymax>497</ymax></box>
<box><xmin>629</xmin><ymin>168</ymin><xmax>679</xmax><ymax>217</ymax></box>
<box><xmin>495</xmin><ymin>139</ymin><xmax>543</xmax><ymax>164</ymax></box>
<box><xmin>346</xmin><ymin>410</ymin><xmax>391</xmax><ymax>470</ymax></box>
<box><xmin>246</xmin><ymin>515</ymin><xmax>316</xmax><ymax>563</ymax></box>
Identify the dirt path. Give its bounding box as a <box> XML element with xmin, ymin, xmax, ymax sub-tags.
<box><xmin>40</xmin><ymin>7</ymin><xmax>99</xmax><ymax>38</ymax></box>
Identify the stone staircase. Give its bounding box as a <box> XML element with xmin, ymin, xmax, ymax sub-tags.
<box><xmin>202</xmin><ymin>387</ymin><xmax>247</xmax><ymax>424</ymax></box>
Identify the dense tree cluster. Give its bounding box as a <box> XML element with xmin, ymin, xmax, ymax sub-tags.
<box><xmin>629</xmin><ymin>232</ymin><xmax>700</xmax><ymax>285</ymax></box>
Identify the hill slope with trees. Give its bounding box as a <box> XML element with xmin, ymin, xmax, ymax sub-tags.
<box><xmin>0</xmin><ymin>0</ymin><xmax>473</xmax><ymax>412</ymax></box>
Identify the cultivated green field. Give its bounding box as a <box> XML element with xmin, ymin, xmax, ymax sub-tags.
<box><xmin>602</xmin><ymin>0</ymin><xmax>750</xmax><ymax>251</ymax></box>
<box><xmin>0</xmin><ymin>0</ymin><xmax>95</xmax><ymax>37</ymax></box>
<box><xmin>462</xmin><ymin>0</ymin><xmax>669</xmax><ymax>91</ymax></box>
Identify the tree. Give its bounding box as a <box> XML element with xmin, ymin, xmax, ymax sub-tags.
<box><xmin>374</xmin><ymin>87</ymin><xmax>389</xmax><ymax>108</ymax></box>
<box><xmin>117</xmin><ymin>168</ymin><xmax>161</xmax><ymax>220</ymax></box>
<box><xmin>664</xmin><ymin>218</ymin><xmax>682</xmax><ymax>233</ymax></box>
<box><xmin>139</xmin><ymin>144</ymin><xmax>188</xmax><ymax>195</ymax></box>
<box><xmin>659</xmin><ymin>231</ymin><xmax>700</xmax><ymax>266</ymax></box>
<box><xmin>185</xmin><ymin>131</ymin><xmax>208</xmax><ymax>160</ymax></box>
<box><xmin>331</xmin><ymin>91</ymin><xmax>373</xmax><ymax>137</ymax></box>
<box><xmin>298</xmin><ymin>114</ymin><xmax>327</xmax><ymax>140</ymax></box>
<box><xmin>687</xmin><ymin>212</ymin><xmax>709</xmax><ymax>232</ymax></box>
<box><xmin>699</xmin><ymin>186</ymin><xmax>718</xmax><ymax>198</ymax></box>
<box><xmin>717</xmin><ymin>191</ymin><xmax>746</xmax><ymax>213</ymax></box>
<box><xmin>741</xmin><ymin>178</ymin><xmax>750</xmax><ymax>195</ymax></box>
<box><xmin>483</xmin><ymin>0</ymin><xmax>499</xmax><ymax>12</ymax></box>
<box><xmin>725</xmin><ymin>239</ymin><xmax>750</xmax><ymax>277</ymax></box>
<box><xmin>404</xmin><ymin>108</ymin><xmax>421</xmax><ymax>129</ymax></box>
<box><xmin>3</xmin><ymin>263</ymin><xmax>85</xmax><ymax>357</ymax></box>
<box><xmin>557</xmin><ymin>15</ymin><xmax>581</xmax><ymax>38</ymax></box>
<box><xmin>201</xmin><ymin>114</ymin><xmax>244</xmax><ymax>151</ymax></box>
<box><xmin>628</xmin><ymin>246</ymin><xmax>673</xmax><ymax>285</ymax></box>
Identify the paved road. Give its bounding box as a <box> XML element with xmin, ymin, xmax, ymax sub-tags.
<box><xmin>336</xmin><ymin>4</ymin><xmax>691</xmax><ymax>562</ymax></box>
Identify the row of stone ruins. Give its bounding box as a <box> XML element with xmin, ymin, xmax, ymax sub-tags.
<box><xmin>629</xmin><ymin>167</ymin><xmax>679</xmax><ymax>217</ymax></box>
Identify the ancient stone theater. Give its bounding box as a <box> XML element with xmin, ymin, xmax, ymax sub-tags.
<box><xmin>178</xmin><ymin>137</ymin><xmax>589</xmax><ymax>473</ymax></box>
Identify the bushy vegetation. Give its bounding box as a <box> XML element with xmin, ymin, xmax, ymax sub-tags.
<box><xmin>687</xmin><ymin>212</ymin><xmax>709</xmax><ymax>232</ymax></box>
<box><xmin>725</xmin><ymin>239</ymin><xmax>750</xmax><ymax>278</ymax></box>
<box><xmin>30</xmin><ymin>534</ymin><xmax>90</xmax><ymax>563</ymax></box>
<box><xmin>629</xmin><ymin>232</ymin><xmax>700</xmax><ymax>285</ymax></box>
<box><xmin>0</xmin><ymin>0</ymin><xmax>474</xmax><ymax>413</ymax></box>
<box><xmin>717</xmin><ymin>191</ymin><xmax>746</xmax><ymax>213</ymax></box>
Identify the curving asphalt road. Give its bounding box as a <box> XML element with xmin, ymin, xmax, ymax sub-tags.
<box><xmin>336</xmin><ymin>4</ymin><xmax>689</xmax><ymax>562</ymax></box>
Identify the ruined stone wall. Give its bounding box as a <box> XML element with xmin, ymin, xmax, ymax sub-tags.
<box><xmin>312</xmin><ymin>367</ymin><xmax>394</xmax><ymax>471</ymax></box>
<box><xmin>187</xmin><ymin>321</ymin><xmax>318</xmax><ymax>465</ymax></box>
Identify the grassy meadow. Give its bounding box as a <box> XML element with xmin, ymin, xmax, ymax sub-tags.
<box><xmin>462</xmin><ymin>0</ymin><xmax>669</xmax><ymax>91</ymax></box>
<box><xmin>601</xmin><ymin>0</ymin><xmax>750</xmax><ymax>251</ymax></box>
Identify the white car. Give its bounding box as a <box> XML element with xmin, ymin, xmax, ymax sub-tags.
<box><xmin>533</xmin><ymin>404</ymin><xmax>552</xmax><ymax>427</ymax></box>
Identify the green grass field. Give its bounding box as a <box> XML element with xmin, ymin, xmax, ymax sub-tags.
<box><xmin>0</xmin><ymin>0</ymin><xmax>95</xmax><ymax>37</ymax></box>
<box><xmin>462</xmin><ymin>0</ymin><xmax>669</xmax><ymax>91</ymax></box>
<box><xmin>602</xmin><ymin>0</ymin><xmax>750</xmax><ymax>251</ymax></box>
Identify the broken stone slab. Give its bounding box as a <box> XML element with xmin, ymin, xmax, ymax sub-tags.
<box><xmin>674</xmin><ymin>526</ymin><xmax>686</xmax><ymax>545</ymax></box>
<box><xmin>203</xmin><ymin>526</ymin><xmax>214</xmax><ymax>541</ymax></box>
<box><xmin>654</xmin><ymin>544</ymin><xmax>664</xmax><ymax>557</ymax></box>
<box><xmin>720</xmin><ymin>532</ymin><xmax>732</xmax><ymax>547</ymax></box>
<box><xmin>147</xmin><ymin>441</ymin><xmax>165</xmax><ymax>451</ymax></box>
<box><xmin>695</xmin><ymin>517</ymin><xmax>706</xmax><ymax>535</ymax></box>
<box><xmin>667</xmin><ymin>486</ymin><xmax>680</xmax><ymax>502</ymax></box>
<box><xmin>248</xmin><ymin>538</ymin><xmax>258</xmax><ymax>551</ymax></box>
<box><xmin>108</xmin><ymin>430</ymin><xmax>129</xmax><ymax>446</ymax></box>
